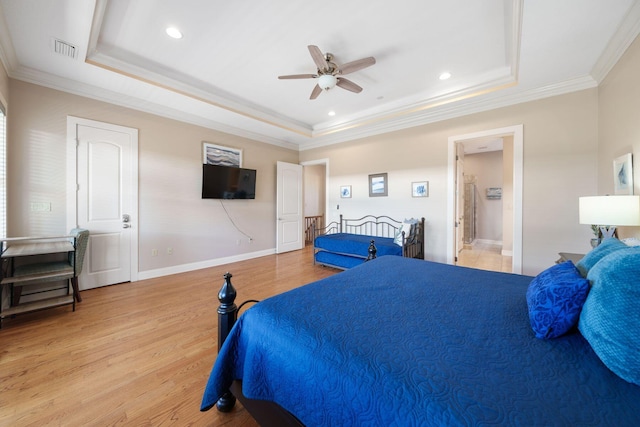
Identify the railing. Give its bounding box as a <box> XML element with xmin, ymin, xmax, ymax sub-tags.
<box><xmin>305</xmin><ymin>215</ymin><xmax>324</xmax><ymax>244</ymax></box>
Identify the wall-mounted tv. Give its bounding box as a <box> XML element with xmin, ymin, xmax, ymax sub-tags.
<box><xmin>202</xmin><ymin>164</ymin><xmax>257</xmax><ymax>199</ymax></box>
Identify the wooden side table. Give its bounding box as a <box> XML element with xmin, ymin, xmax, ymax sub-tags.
<box><xmin>557</xmin><ymin>252</ymin><xmax>585</xmax><ymax>265</ymax></box>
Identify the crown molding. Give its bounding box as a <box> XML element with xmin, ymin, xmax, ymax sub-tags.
<box><xmin>10</xmin><ymin>65</ymin><xmax>299</xmax><ymax>151</ymax></box>
<box><xmin>0</xmin><ymin>4</ymin><xmax>17</xmax><ymax>75</ymax></box>
<box><xmin>591</xmin><ymin>0</ymin><xmax>640</xmax><ymax>83</ymax></box>
<box><xmin>299</xmin><ymin>75</ymin><xmax>598</xmax><ymax>151</ymax></box>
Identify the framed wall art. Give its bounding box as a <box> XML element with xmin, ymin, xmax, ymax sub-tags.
<box><xmin>412</xmin><ymin>181</ymin><xmax>428</xmax><ymax>197</ymax></box>
<box><xmin>369</xmin><ymin>173</ymin><xmax>388</xmax><ymax>197</ymax></box>
<box><xmin>202</xmin><ymin>142</ymin><xmax>242</xmax><ymax>167</ymax></box>
<box><xmin>340</xmin><ymin>185</ymin><xmax>352</xmax><ymax>198</ymax></box>
<box><xmin>613</xmin><ymin>153</ymin><xmax>633</xmax><ymax>195</ymax></box>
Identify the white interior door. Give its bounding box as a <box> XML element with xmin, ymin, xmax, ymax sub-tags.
<box><xmin>276</xmin><ymin>161</ymin><xmax>303</xmax><ymax>254</ymax></box>
<box><xmin>455</xmin><ymin>144</ymin><xmax>465</xmax><ymax>262</ymax></box>
<box><xmin>68</xmin><ymin>117</ymin><xmax>138</xmax><ymax>290</ymax></box>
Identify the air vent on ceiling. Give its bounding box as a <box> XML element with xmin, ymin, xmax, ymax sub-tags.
<box><xmin>52</xmin><ymin>38</ymin><xmax>77</xmax><ymax>59</ymax></box>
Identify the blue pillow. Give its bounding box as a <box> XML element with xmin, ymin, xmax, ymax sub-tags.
<box><xmin>575</xmin><ymin>238</ymin><xmax>627</xmax><ymax>277</ymax></box>
<box><xmin>526</xmin><ymin>261</ymin><xmax>590</xmax><ymax>339</ymax></box>
<box><xmin>578</xmin><ymin>248</ymin><xmax>640</xmax><ymax>385</ymax></box>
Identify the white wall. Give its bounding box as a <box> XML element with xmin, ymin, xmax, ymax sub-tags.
<box><xmin>598</xmin><ymin>34</ymin><xmax>640</xmax><ymax>240</ymax></box>
<box><xmin>300</xmin><ymin>89</ymin><xmax>599</xmax><ymax>275</ymax></box>
<box><xmin>9</xmin><ymin>30</ymin><xmax>640</xmax><ymax>278</ymax></box>
<box><xmin>465</xmin><ymin>150</ymin><xmax>503</xmax><ymax>243</ymax></box>
<box><xmin>7</xmin><ymin>80</ymin><xmax>299</xmax><ymax>276</ymax></box>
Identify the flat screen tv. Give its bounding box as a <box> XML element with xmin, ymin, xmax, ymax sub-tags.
<box><xmin>202</xmin><ymin>164</ymin><xmax>257</xmax><ymax>199</ymax></box>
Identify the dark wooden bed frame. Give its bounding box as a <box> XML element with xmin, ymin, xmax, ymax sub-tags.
<box><xmin>312</xmin><ymin>215</ymin><xmax>425</xmax><ymax>266</ymax></box>
<box><xmin>212</xmin><ymin>243</ymin><xmax>378</xmax><ymax>426</ymax></box>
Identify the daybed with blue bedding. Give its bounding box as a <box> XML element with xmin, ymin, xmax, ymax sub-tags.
<box><xmin>201</xmin><ymin>241</ymin><xmax>640</xmax><ymax>426</ymax></box>
<box><xmin>313</xmin><ymin>214</ymin><xmax>424</xmax><ymax>269</ymax></box>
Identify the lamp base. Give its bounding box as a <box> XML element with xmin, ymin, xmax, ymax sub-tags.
<box><xmin>599</xmin><ymin>226</ymin><xmax>617</xmax><ymax>239</ymax></box>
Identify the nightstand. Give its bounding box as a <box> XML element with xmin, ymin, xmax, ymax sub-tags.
<box><xmin>557</xmin><ymin>252</ymin><xmax>585</xmax><ymax>265</ymax></box>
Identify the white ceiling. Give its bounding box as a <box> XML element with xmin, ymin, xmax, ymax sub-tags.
<box><xmin>0</xmin><ymin>0</ymin><xmax>639</xmax><ymax>151</ymax></box>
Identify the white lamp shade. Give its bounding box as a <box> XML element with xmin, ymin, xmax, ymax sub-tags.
<box><xmin>318</xmin><ymin>74</ymin><xmax>337</xmax><ymax>90</ymax></box>
<box><xmin>579</xmin><ymin>195</ymin><xmax>640</xmax><ymax>226</ymax></box>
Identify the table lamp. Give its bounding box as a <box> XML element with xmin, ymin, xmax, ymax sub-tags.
<box><xmin>579</xmin><ymin>195</ymin><xmax>640</xmax><ymax>245</ymax></box>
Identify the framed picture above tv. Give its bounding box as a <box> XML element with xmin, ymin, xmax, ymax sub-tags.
<box><xmin>203</xmin><ymin>142</ymin><xmax>242</xmax><ymax>167</ymax></box>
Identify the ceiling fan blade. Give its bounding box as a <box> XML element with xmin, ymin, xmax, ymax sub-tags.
<box><xmin>278</xmin><ymin>74</ymin><xmax>317</xmax><ymax>79</ymax></box>
<box><xmin>310</xmin><ymin>84</ymin><xmax>323</xmax><ymax>100</ymax></box>
<box><xmin>308</xmin><ymin>45</ymin><xmax>328</xmax><ymax>70</ymax></box>
<box><xmin>339</xmin><ymin>57</ymin><xmax>376</xmax><ymax>75</ymax></box>
<box><xmin>336</xmin><ymin>77</ymin><xmax>363</xmax><ymax>93</ymax></box>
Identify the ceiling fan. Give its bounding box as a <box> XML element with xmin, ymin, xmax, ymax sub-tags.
<box><xmin>278</xmin><ymin>45</ymin><xmax>376</xmax><ymax>100</ymax></box>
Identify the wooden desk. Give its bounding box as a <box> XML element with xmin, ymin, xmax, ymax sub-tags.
<box><xmin>1</xmin><ymin>236</ymin><xmax>77</xmax><ymax>327</ymax></box>
<box><xmin>2</xmin><ymin>240</ymin><xmax>75</xmax><ymax>258</ymax></box>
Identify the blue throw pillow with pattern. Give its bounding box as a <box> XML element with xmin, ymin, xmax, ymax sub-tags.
<box><xmin>526</xmin><ymin>261</ymin><xmax>590</xmax><ymax>339</ymax></box>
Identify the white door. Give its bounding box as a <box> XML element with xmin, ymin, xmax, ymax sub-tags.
<box><xmin>455</xmin><ymin>143</ymin><xmax>465</xmax><ymax>262</ymax></box>
<box><xmin>68</xmin><ymin>117</ymin><xmax>138</xmax><ymax>290</ymax></box>
<box><xmin>276</xmin><ymin>161</ymin><xmax>303</xmax><ymax>253</ymax></box>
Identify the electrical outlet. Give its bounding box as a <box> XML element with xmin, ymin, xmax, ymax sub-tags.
<box><xmin>167</xmin><ymin>247</ymin><xmax>173</xmax><ymax>255</ymax></box>
<box><xmin>151</xmin><ymin>248</ymin><xmax>158</xmax><ymax>256</ymax></box>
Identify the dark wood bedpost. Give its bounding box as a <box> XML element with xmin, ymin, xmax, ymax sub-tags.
<box><xmin>366</xmin><ymin>240</ymin><xmax>377</xmax><ymax>261</ymax></box>
<box><xmin>216</xmin><ymin>272</ymin><xmax>238</xmax><ymax>412</ymax></box>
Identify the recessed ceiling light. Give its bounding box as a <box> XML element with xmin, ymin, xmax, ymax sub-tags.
<box><xmin>328</xmin><ymin>111</ymin><xmax>336</xmax><ymax>117</ymax></box>
<box><xmin>439</xmin><ymin>72</ymin><xmax>451</xmax><ymax>80</ymax></box>
<box><xmin>166</xmin><ymin>27</ymin><xmax>183</xmax><ymax>39</ymax></box>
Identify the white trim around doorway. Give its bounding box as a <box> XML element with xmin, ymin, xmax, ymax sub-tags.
<box><xmin>447</xmin><ymin>125</ymin><xmax>523</xmax><ymax>274</ymax></box>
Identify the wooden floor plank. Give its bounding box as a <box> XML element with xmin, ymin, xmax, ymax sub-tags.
<box><xmin>0</xmin><ymin>246</ymin><xmax>338</xmax><ymax>426</ymax></box>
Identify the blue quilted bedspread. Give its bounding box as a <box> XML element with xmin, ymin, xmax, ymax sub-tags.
<box><xmin>314</xmin><ymin>233</ymin><xmax>402</xmax><ymax>257</ymax></box>
<box><xmin>201</xmin><ymin>256</ymin><xmax>640</xmax><ymax>426</ymax></box>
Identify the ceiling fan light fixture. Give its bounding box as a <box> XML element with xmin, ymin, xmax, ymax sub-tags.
<box><xmin>318</xmin><ymin>74</ymin><xmax>337</xmax><ymax>90</ymax></box>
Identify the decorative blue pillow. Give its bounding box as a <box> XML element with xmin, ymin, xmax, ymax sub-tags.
<box><xmin>526</xmin><ymin>261</ymin><xmax>590</xmax><ymax>339</ymax></box>
<box><xmin>575</xmin><ymin>237</ymin><xmax>627</xmax><ymax>277</ymax></box>
<box><xmin>393</xmin><ymin>219</ymin><xmax>416</xmax><ymax>246</ymax></box>
<box><xmin>578</xmin><ymin>248</ymin><xmax>640</xmax><ymax>385</ymax></box>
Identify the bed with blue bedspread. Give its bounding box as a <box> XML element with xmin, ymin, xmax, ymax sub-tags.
<box><xmin>201</xmin><ymin>251</ymin><xmax>640</xmax><ymax>426</ymax></box>
<box><xmin>313</xmin><ymin>215</ymin><xmax>424</xmax><ymax>269</ymax></box>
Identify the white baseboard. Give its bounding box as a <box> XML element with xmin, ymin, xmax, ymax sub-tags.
<box><xmin>137</xmin><ymin>248</ymin><xmax>276</xmax><ymax>281</ymax></box>
<box><xmin>473</xmin><ymin>239</ymin><xmax>503</xmax><ymax>246</ymax></box>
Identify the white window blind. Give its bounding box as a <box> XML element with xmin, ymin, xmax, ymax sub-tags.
<box><xmin>0</xmin><ymin>103</ymin><xmax>5</xmax><ymax>238</ymax></box>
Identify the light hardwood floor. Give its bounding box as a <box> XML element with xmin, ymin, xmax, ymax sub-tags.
<box><xmin>0</xmin><ymin>246</ymin><xmax>338</xmax><ymax>426</ymax></box>
<box><xmin>1</xmin><ymin>245</ymin><xmax>511</xmax><ymax>426</ymax></box>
